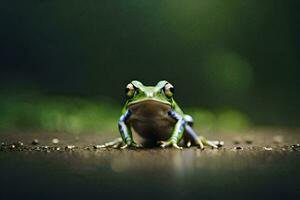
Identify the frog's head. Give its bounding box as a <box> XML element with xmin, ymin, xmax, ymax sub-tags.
<box><xmin>125</xmin><ymin>80</ymin><xmax>175</xmax><ymax>107</ymax></box>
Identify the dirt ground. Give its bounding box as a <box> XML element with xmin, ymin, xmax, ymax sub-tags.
<box><xmin>1</xmin><ymin>128</ymin><xmax>300</xmax><ymax>200</ymax></box>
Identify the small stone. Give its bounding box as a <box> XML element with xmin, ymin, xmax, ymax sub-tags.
<box><xmin>234</xmin><ymin>146</ymin><xmax>243</xmax><ymax>150</ymax></box>
<box><xmin>55</xmin><ymin>147</ymin><xmax>61</xmax><ymax>151</ymax></box>
<box><xmin>216</xmin><ymin>141</ymin><xmax>224</xmax><ymax>148</ymax></box>
<box><xmin>65</xmin><ymin>145</ymin><xmax>75</xmax><ymax>150</ymax></box>
<box><xmin>10</xmin><ymin>144</ymin><xmax>16</xmax><ymax>149</ymax></box>
<box><xmin>35</xmin><ymin>147</ymin><xmax>41</xmax><ymax>151</ymax></box>
<box><xmin>18</xmin><ymin>141</ymin><xmax>24</xmax><ymax>146</ymax></box>
<box><xmin>218</xmin><ymin>141</ymin><xmax>224</xmax><ymax>147</ymax></box>
<box><xmin>43</xmin><ymin>146</ymin><xmax>49</xmax><ymax>149</ymax></box>
<box><xmin>291</xmin><ymin>144</ymin><xmax>300</xmax><ymax>151</ymax></box>
<box><xmin>273</xmin><ymin>135</ymin><xmax>283</xmax><ymax>144</ymax></box>
<box><xmin>263</xmin><ymin>147</ymin><xmax>273</xmax><ymax>151</ymax></box>
<box><xmin>52</xmin><ymin>138</ymin><xmax>59</xmax><ymax>144</ymax></box>
<box><xmin>32</xmin><ymin>139</ymin><xmax>39</xmax><ymax>145</ymax></box>
<box><xmin>13</xmin><ymin>141</ymin><xmax>23</xmax><ymax>147</ymax></box>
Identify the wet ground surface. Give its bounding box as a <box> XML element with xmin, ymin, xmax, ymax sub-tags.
<box><xmin>1</xmin><ymin>129</ymin><xmax>300</xmax><ymax>200</ymax></box>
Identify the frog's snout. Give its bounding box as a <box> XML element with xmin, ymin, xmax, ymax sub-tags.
<box><xmin>147</xmin><ymin>92</ymin><xmax>154</xmax><ymax>98</ymax></box>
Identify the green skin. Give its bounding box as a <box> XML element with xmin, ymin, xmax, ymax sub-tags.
<box><xmin>103</xmin><ymin>80</ymin><xmax>221</xmax><ymax>150</ymax></box>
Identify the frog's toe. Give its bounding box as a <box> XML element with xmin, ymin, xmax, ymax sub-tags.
<box><xmin>132</xmin><ymin>142</ymin><xmax>143</xmax><ymax>148</ymax></box>
<box><xmin>120</xmin><ymin>141</ymin><xmax>143</xmax><ymax>149</ymax></box>
<box><xmin>159</xmin><ymin>140</ymin><xmax>183</xmax><ymax>150</ymax></box>
<box><xmin>113</xmin><ymin>144</ymin><xmax>122</xmax><ymax>148</ymax></box>
<box><xmin>201</xmin><ymin>137</ymin><xmax>219</xmax><ymax>149</ymax></box>
<box><xmin>194</xmin><ymin>137</ymin><xmax>204</xmax><ymax>150</ymax></box>
<box><xmin>210</xmin><ymin>140</ymin><xmax>224</xmax><ymax>148</ymax></box>
<box><xmin>206</xmin><ymin>140</ymin><xmax>224</xmax><ymax>148</ymax></box>
<box><xmin>204</xmin><ymin>140</ymin><xmax>218</xmax><ymax>149</ymax></box>
<box><xmin>172</xmin><ymin>143</ymin><xmax>183</xmax><ymax>150</ymax></box>
<box><xmin>193</xmin><ymin>137</ymin><xmax>222</xmax><ymax>149</ymax></box>
<box><xmin>100</xmin><ymin>137</ymin><xmax>123</xmax><ymax>148</ymax></box>
<box><xmin>159</xmin><ymin>141</ymin><xmax>169</xmax><ymax>148</ymax></box>
<box><xmin>120</xmin><ymin>144</ymin><xmax>129</xmax><ymax>149</ymax></box>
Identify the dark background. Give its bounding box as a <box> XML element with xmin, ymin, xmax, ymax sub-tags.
<box><xmin>1</xmin><ymin>0</ymin><xmax>299</xmax><ymax>126</ymax></box>
<box><xmin>1</xmin><ymin>2</ymin><xmax>300</xmax><ymax>199</ymax></box>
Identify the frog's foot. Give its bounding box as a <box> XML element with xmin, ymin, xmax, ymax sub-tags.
<box><xmin>100</xmin><ymin>138</ymin><xmax>143</xmax><ymax>149</ymax></box>
<box><xmin>120</xmin><ymin>141</ymin><xmax>143</xmax><ymax>149</ymax></box>
<box><xmin>208</xmin><ymin>140</ymin><xmax>224</xmax><ymax>148</ymax></box>
<box><xmin>195</xmin><ymin>136</ymin><xmax>222</xmax><ymax>149</ymax></box>
<box><xmin>99</xmin><ymin>137</ymin><xmax>123</xmax><ymax>148</ymax></box>
<box><xmin>159</xmin><ymin>140</ymin><xmax>183</xmax><ymax>150</ymax></box>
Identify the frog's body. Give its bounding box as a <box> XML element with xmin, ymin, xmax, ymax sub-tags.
<box><xmin>128</xmin><ymin>100</ymin><xmax>176</xmax><ymax>145</ymax></box>
<box><xmin>102</xmin><ymin>80</ymin><xmax>222</xmax><ymax>149</ymax></box>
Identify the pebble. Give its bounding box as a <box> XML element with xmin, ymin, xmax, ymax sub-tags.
<box><xmin>55</xmin><ymin>147</ymin><xmax>61</xmax><ymax>151</ymax></box>
<box><xmin>52</xmin><ymin>138</ymin><xmax>59</xmax><ymax>144</ymax></box>
<box><xmin>84</xmin><ymin>147</ymin><xmax>91</xmax><ymax>151</ymax></box>
<box><xmin>32</xmin><ymin>139</ymin><xmax>39</xmax><ymax>145</ymax></box>
<box><xmin>234</xmin><ymin>146</ymin><xmax>243</xmax><ymax>150</ymax></box>
<box><xmin>35</xmin><ymin>147</ymin><xmax>41</xmax><ymax>151</ymax></box>
<box><xmin>13</xmin><ymin>141</ymin><xmax>24</xmax><ymax>147</ymax></box>
<box><xmin>291</xmin><ymin>144</ymin><xmax>300</xmax><ymax>151</ymax></box>
<box><xmin>216</xmin><ymin>141</ymin><xmax>224</xmax><ymax>148</ymax></box>
<box><xmin>263</xmin><ymin>147</ymin><xmax>273</xmax><ymax>151</ymax></box>
<box><xmin>65</xmin><ymin>145</ymin><xmax>75</xmax><ymax>150</ymax></box>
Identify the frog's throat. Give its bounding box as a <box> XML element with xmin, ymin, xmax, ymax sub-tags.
<box><xmin>127</xmin><ymin>99</ymin><xmax>171</xmax><ymax>107</ymax></box>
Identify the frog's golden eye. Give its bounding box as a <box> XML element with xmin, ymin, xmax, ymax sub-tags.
<box><xmin>125</xmin><ymin>83</ymin><xmax>135</xmax><ymax>98</ymax></box>
<box><xmin>164</xmin><ymin>83</ymin><xmax>174</xmax><ymax>98</ymax></box>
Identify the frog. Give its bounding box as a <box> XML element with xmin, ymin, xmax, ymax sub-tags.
<box><xmin>101</xmin><ymin>80</ymin><xmax>223</xmax><ymax>150</ymax></box>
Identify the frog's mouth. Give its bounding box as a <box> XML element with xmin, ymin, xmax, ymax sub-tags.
<box><xmin>128</xmin><ymin>99</ymin><xmax>171</xmax><ymax>109</ymax></box>
<box><xmin>127</xmin><ymin>98</ymin><xmax>171</xmax><ymax>107</ymax></box>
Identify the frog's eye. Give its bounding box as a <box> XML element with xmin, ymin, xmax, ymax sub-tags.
<box><xmin>125</xmin><ymin>83</ymin><xmax>135</xmax><ymax>98</ymax></box>
<box><xmin>163</xmin><ymin>83</ymin><xmax>174</xmax><ymax>98</ymax></box>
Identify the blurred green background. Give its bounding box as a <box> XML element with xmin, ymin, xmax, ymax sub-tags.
<box><xmin>0</xmin><ymin>0</ymin><xmax>299</xmax><ymax>133</ymax></box>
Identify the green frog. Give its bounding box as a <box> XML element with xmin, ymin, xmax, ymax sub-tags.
<box><xmin>102</xmin><ymin>80</ymin><xmax>223</xmax><ymax>149</ymax></box>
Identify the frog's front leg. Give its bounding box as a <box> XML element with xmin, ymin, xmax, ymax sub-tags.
<box><xmin>118</xmin><ymin>110</ymin><xmax>142</xmax><ymax>149</ymax></box>
<box><xmin>159</xmin><ymin>110</ymin><xmax>186</xmax><ymax>150</ymax></box>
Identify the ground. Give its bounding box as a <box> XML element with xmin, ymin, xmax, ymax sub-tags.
<box><xmin>0</xmin><ymin>128</ymin><xmax>300</xmax><ymax>200</ymax></box>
